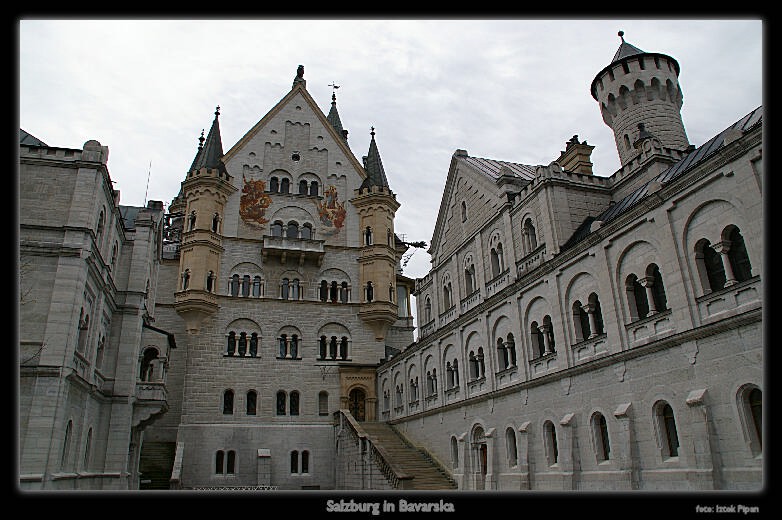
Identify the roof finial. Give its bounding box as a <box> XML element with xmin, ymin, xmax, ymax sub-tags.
<box><xmin>198</xmin><ymin>129</ymin><xmax>205</xmax><ymax>150</ymax></box>
<box><xmin>370</xmin><ymin>126</ymin><xmax>375</xmax><ymax>138</ymax></box>
<box><xmin>618</xmin><ymin>30</ymin><xmax>625</xmax><ymax>43</ymax></box>
<box><xmin>215</xmin><ymin>105</ymin><xmax>220</xmax><ymax>117</ymax></box>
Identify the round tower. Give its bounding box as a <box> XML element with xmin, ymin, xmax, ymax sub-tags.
<box><xmin>591</xmin><ymin>31</ymin><xmax>690</xmax><ymax>167</ymax></box>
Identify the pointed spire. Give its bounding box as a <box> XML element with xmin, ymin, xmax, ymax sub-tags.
<box><xmin>189</xmin><ymin>106</ymin><xmax>226</xmax><ymax>173</ymax></box>
<box><xmin>326</xmin><ymin>89</ymin><xmax>346</xmax><ymax>139</ymax></box>
<box><xmin>611</xmin><ymin>30</ymin><xmax>645</xmax><ymax>63</ymax></box>
<box><xmin>361</xmin><ymin>126</ymin><xmax>390</xmax><ymax>189</ymax></box>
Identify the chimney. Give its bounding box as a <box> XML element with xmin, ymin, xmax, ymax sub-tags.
<box><xmin>556</xmin><ymin>135</ymin><xmax>595</xmax><ymax>175</ymax></box>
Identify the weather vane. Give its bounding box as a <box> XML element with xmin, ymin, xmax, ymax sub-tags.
<box><xmin>328</xmin><ymin>82</ymin><xmax>340</xmax><ymax>92</ymax></box>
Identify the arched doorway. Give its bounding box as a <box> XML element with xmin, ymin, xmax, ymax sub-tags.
<box><xmin>348</xmin><ymin>388</ymin><xmax>366</xmax><ymax>421</ymax></box>
<box><xmin>472</xmin><ymin>425</ymin><xmax>488</xmax><ymax>490</ymax></box>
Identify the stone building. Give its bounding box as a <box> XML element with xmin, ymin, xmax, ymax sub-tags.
<box><xmin>377</xmin><ymin>33</ymin><xmax>763</xmax><ymax>491</ymax></box>
<box><xmin>18</xmin><ymin>33</ymin><xmax>762</xmax><ymax>492</ymax></box>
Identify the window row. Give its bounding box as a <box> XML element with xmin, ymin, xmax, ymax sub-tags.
<box><xmin>219</xmin><ymin>275</ymin><xmax>356</xmax><ymax>304</ymax></box>
<box><xmin>186</xmin><ymin>210</ymin><xmax>222</xmax><ymax>233</ymax></box>
<box><xmin>268</xmin><ymin>176</ymin><xmax>319</xmax><ymax>196</ymax></box>
<box><xmin>269</xmin><ymin>220</ymin><xmax>314</xmax><ymax>239</ymax></box>
<box><xmin>221</xmin><ymin>389</ymin><xmax>330</xmax><ymax>416</ymax></box>
<box><xmin>213</xmin><ymin>449</ymin><xmax>312</xmax><ymax>475</ymax></box>
<box><xmin>224</xmin><ymin>332</ymin><xmax>352</xmax><ymax>361</ymax></box>
<box><xmin>449</xmin><ymin>387</ymin><xmax>761</xmax><ymax>471</ymax></box>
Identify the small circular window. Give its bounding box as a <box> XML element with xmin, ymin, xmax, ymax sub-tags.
<box><xmin>291</xmin><ymin>152</ymin><xmax>301</xmax><ymax>161</ymax></box>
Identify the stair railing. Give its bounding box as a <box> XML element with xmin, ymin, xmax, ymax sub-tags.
<box><xmin>335</xmin><ymin>409</ymin><xmax>414</xmax><ymax>490</ymax></box>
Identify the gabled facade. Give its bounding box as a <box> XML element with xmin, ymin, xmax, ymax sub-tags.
<box><xmin>141</xmin><ymin>66</ymin><xmax>415</xmax><ymax>490</ymax></box>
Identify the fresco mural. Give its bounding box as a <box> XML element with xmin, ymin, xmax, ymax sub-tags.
<box><xmin>317</xmin><ymin>185</ymin><xmax>347</xmax><ymax>236</ymax></box>
<box><xmin>239</xmin><ymin>176</ymin><xmax>273</xmax><ymax>228</ymax></box>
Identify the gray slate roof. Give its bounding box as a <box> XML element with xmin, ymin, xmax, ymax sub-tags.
<box><xmin>19</xmin><ymin>129</ymin><xmax>48</xmax><ymax>147</ymax></box>
<box><xmin>561</xmin><ymin>106</ymin><xmax>763</xmax><ymax>251</ymax></box>
<box><xmin>460</xmin><ymin>155</ymin><xmax>537</xmax><ymax>181</ymax></box>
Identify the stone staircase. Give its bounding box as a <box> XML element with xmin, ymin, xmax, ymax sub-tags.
<box><xmin>139</xmin><ymin>441</ymin><xmax>176</xmax><ymax>490</ymax></box>
<box><xmin>360</xmin><ymin>422</ymin><xmax>457</xmax><ymax>490</ymax></box>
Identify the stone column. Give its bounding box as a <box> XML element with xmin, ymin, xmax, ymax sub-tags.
<box><xmin>685</xmin><ymin>389</ymin><xmax>717</xmax><ymax>490</ymax></box>
<box><xmin>558</xmin><ymin>413</ymin><xmax>577</xmax><ymax>490</ymax></box>
<box><xmin>583</xmin><ymin>303</ymin><xmax>598</xmax><ymax>339</ymax></box>
<box><xmin>484</xmin><ymin>428</ymin><xmax>496</xmax><ymax>490</ymax></box>
<box><xmin>638</xmin><ymin>276</ymin><xmax>658</xmax><ymax>315</ymax></box>
<box><xmin>612</xmin><ymin>402</ymin><xmax>637</xmax><ymax>490</ymax></box>
<box><xmin>711</xmin><ymin>241</ymin><xmax>737</xmax><ymax>287</ymax></box>
<box><xmin>517</xmin><ymin>421</ymin><xmax>531</xmax><ymax>490</ymax></box>
<box><xmin>539</xmin><ymin>324</ymin><xmax>553</xmax><ymax>354</ymax></box>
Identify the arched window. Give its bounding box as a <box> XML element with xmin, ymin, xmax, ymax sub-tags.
<box><xmin>572</xmin><ymin>301</ymin><xmax>589</xmax><ymax>342</ymax></box>
<box><xmin>290</xmin><ymin>334</ymin><xmax>299</xmax><ymax>359</ymax></box>
<box><xmin>530</xmin><ymin>320</ymin><xmax>544</xmax><ymax>357</ymax></box>
<box><xmin>497</xmin><ymin>337</ymin><xmax>509</xmax><ymax>370</ymax></box>
<box><xmin>212</xmin><ymin>212</ymin><xmax>220</xmax><ymax>233</ymax></box>
<box><xmin>96</xmin><ymin>209</ymin><xmax>105</xmax><ymax>242</ymax></box>
<box><xmin>523</xmin><ymin>218</ymin><xmax>538</xmax><ymax>254</ymax></box>
<box><xmin>424</xmin><ymin>297</ymin><xmax>432</xmax><ymax>323</ymax></box>
<box><xmin>506</xmin><ymin>333</ymin><xmax>516</xmax><ymax>367</ymax></box>
<box><xmin>181</xmin><ymin>269</ymin><xmax>190</xmax><ymax>290</ymax></box>
<box><xmin>226</xmin><ymin>331</ymin><xmax>236</xmax><ymax>356</ymax></box>
<box><xmin>738</xmin><ymin>386</ymin><xmax>762</xmax><ymax>456</ymax></box>
<box><xmin>366</xmin><ymin>281</ymin><xmax>374</xmax><ymax>302</ymax></box>
<box><xmin>655</xmin><ymin>401</ymin><xmax>680</xmax><ymax>458</ymax></box>
<box><xmin>238</xmin><ymin>332</ymin><xmax>247</xmax><ymax>356</ymax></box>
<box><xmin>206</xmin><ymin>271</ymin><xmax>216</xmax><ymax>293</ymax></box>
<box><xmin>290</xmin><ymin>451</ymin><xmax>299</xmax><ymax>473</ymax></box>
<box><xmin>544</xmin><ymin>420</ymin><xmax>559</xmax><ymax>466</ymax></box>
<box><xmin>309</xmin><ymin>181</ymin><xmax>318</xmax><ymax>196</ymax></box>
<box><xmin>188</xmin><ymin>210</ymin><xmax>196</xmax><ymax>231</ymax></box>
<box><xmin>626</xmin><ymin>274</ymin><xmax>649</xmax><ymax>320</ymax></box>
<box><xmin>299</xmin><ymin>180</ymin><xmax>308</xmax><ymax>195</ymax></box>
<box><xmin>330</xmin><ymin>281</ymin><xmax>338</xmax><ymax>302</ymax></box>
<box><xmin>242</xmin><ymin>275</ymin><xmax>251</xmax><ymax>297</ymax></box>
<box><xmin>139</xmin><ymin>347</ymin><xmax>158</xmax><ymax>382</ymax></box>
<box><xmin>281</xmin><ymin>278</ymin><xmax>289</xmax><ymax>300</ymax></box>
<box><xmin>270</xmin><ymin>177</ymin><xmax>279</xmax><ymax>192</ymax></box>
<box><xmin>226</xmin><ymin>450</ymin><xmax>236</xmax><ymax>474</ymax></box>
<box><xmin>506</xmin><ymin>427</ymin><xmax>518</xmax><ymax>467</ymax></box>
<box><xmin>61</xmin><ymin>420</ymin><xmax>73</xmax><ymax>470</ymax></box>
<box><xmin>301</xmin><ymin>223</ymin><xmax>312</xmax><ymax>240</ymax></box>
<box><xmin>592</xmin><ymin>412</ymin><xmax>611</xmax><ymax>462</ymax></box>
<box><xmin>320</xmin><ymin>280</ymin><xmax>328</xmax><ymax>302</ymax></box>
<box><xmin>230</xmin><ymin>274</ymin><xmax>240</xmax><ymax>296</ymax></box>
<box><xmin>223</xmin><ymin>390</ymin><xmax>234</xmax><ymax>415</ymax></box>
<box><xmin>589</xmin><ymin>293</ymin><xmax>604</xmax><ymax>336</ymax></box>
<box><xmin>340</xmin><ymin>336</ymin><xmax>348</xmax><ymax>359</ymax></box>
<box><xmin>490</xmin><ymin>248</ymin><xmax>501</xmax><ymax>278</ymax></box>
<box><xmin>465</xmin><ymin>264</ymin><xmax>475</xmax><ymax>295</ymax></box>
<box><xmin>727</xmin><ymin>226</ymin><xmax>753</xmax><ymax>282</ymax></box>
<box><xmin>215</xmin><ymin>450</ymin><xmax>225</xmax><ymax>474</ymax></box>
<box><xmin>451</xmin><ymin>436</ymin><xmax>459</xmax><ymax>468</ymax></box>
<box><xmin>319</xmin><ymin>391</ymin><xmax>329</xmax><ymax>416</ymax></box>
<box><xmin>329</xmin><ymin>336</ymin><xmax>338</xmax><ymax>359</ymax></box>
<box><xmin>82</xmin><ymin>427</ymin><xmax>93</xmax><ymax>470</ymax></box>
<box><xmin>249</xmin><ymin>333</ymin><xmax>258</xmax><ymax>357</ymax></box>
<box><xmin>280</xmin><ymin>178</ymin><xmax>290</xmax><ymax>193</ymax></box>
<box><xmin>319</xmin><ymin>336</ymin><xmax>327</xmax><ymax>359</ymax></box>
<box><xmin>461</xmin><ymin>201</ymin><xmax>467</xmax><ymax>222</ymax></box>
<box><xmin>696</xmin><ymin>239</ymin><xmax>726</xmax><ymax>293</ymax></box>
<box><xmin>290</xmin><ymin>391</ymin><xmax>300</xmax><ymax>416</ymax></box>
<box><xmin>286</xmin><ymin>221</ymin><xmax>299</xmax><ymax>239</ymax></box>
<box><xmin>364</xmin><ymin>226</ymin><xmax>373</xmax><ymax>245</ymax></box>
<box><xmin>247</xmin><ymin>390</ymin><xmax>257</xmax><ymax>415</ymax></box>
<box><xmin>276</xmin><ymin>391</ymin><xmax>287</xmax><ymax>415</ymax></box>
<box><xmin>252</xmin><ymin>276</ymin><xmax>262</xmax><ymax>297</ymax></box>
<box><xmin>649</xmin><ymin>264</ymin><xmax>668</xmax><ymax>311</ymax></box>
<box><xmin>341</xmin><ymin>281</ymin><xmax>349</xmax><ymax>303</ymax></box>
<box><xmin>271</xmin><ymin>221</ymin><xmax>283</xmax><ymax>237</ymax></box>
<box><xmin>301</xmin><ymin>450</ymin><xmax>309</xmax><ymax>473</ymax></box>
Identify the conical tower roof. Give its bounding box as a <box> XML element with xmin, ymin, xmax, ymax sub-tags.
<box><xmin>611</xmin><ymin>31</ymin><xmax>645</xmax><ymax>62</ymax></box>
<box><xmin>361</xmin><ymin>127</ymin><xmax>390</xmax><ymax>189</ymax></box>
<box><xmin>326</xmin><ymin>92</ymin><xmax>346</xmax><ymax>140</ymax></box>
<box><xmin>189</xmin><ymin>106</ymin><xmax>226</xmax><ymax>173</ymax></box>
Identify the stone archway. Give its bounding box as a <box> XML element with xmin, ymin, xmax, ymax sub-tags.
<box><xmin>472</xmin><ymin>425</ymin><xmax>488</xmax><ymax>490</ymax></box>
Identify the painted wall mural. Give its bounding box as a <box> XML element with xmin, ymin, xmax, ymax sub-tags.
<box><xmin>317</xmin><ymin>185</ymin><xmax>347</xmax><ymax>236</ymax></box>
<box><xmin>239</xmin><ymin>176</ymin><xmax>273</xmax><ymax>228</ymax></box>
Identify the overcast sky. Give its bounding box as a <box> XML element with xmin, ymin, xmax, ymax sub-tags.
<box><xmin>18</xmin><ymin>18</ymin><xmax>763</xmax><ymax>291</ymax></box>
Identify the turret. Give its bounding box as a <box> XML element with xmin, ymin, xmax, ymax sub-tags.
<box><xmin>591</xmin><ymin>31</ymin><xmax>690</xmax><ymax>168</ymax></box>
<box><xmin>174</xmin><ymin>106</ymin><xmax>237</xmax><ymax>333</ymax></box>
<box><xmin>351</xmin><ymin>128</ymin><xmax>400</xmax><ymax>340</ymax></box>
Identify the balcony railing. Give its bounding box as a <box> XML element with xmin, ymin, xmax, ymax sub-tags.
<box><xmin>460</xmin><ymin>290</ymin><xmax>481</xmax><ymax>313</ymax></box>
<box><xmin>696</xmin><ymin>276</ymin><xmax>761</xmax><ymax>325</ymax></box>
<box><xmin>516</xmin><ymin>243</ymin><xmax>546</xmax><ymax>277</ymax></box>
<box><xmin>262</xmin><ymin>236</ymin><xmax>325</xmax><ymax>266</ymax></box>
<box><xmin>485</xmin><ymin>268</ymin><xmax>511</xmax><ymax>298</ymax></box>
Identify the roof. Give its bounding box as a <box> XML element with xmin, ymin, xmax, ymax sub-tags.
<box><xmin>459</xmin><ymin>155</ymin><xmax>537</xmax><ymax>182</ymax></box>
<box><xmin>361</xmin><ymin>128</ymin><xmax>390</xmax><ymax>189</ymax></box>
<box><xmin>19</xmin><ymin>129</ymin><xmax>48</xmax><ymax>147</ymax></box>
<box><xmin>561</xmin><ymin>106</ymin><xmax>762</xmax><ymax>251</ymax></box>
<box><xmin>119</xmin><ymin>206</ymin><xmax>141</xmax><ymax>230</ymax></box>
<box><xmin>189</xmin><ymin>107</ymin><xmax>226</xmax><ymax>173</ymax></box>
<box><xmin>326</xmin><ymin>93</ymin><xmax>346</xmax><ymax>140</ymax></box>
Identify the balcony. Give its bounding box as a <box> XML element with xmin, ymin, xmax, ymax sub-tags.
<box><xmin>516</xmin><ymin>243</ymin><xmax>546</xmax><ymax>277</ymax></box>
<box><xmin>571</xmin><ymin>333</ymin><xmax>609</xmax><ymax>364</ymax></box>
<box><xmin>529</xmin><ymin>351</ymin><xmax>558</xmax><ymax>376</ymax></box>
<box><xmin>419</xmin><ymin>319</ymin><xmax>436</xmax><ymax>338</ymax></box>
<box><xmin>696</xmin><ymin>276</ymin><xmax>761</xmax><ymax>325</ymax></box>
<box><xmin>485</xmin><ymin>268</ymin><xmax>511</xmax><ymax>298</ymax></box>
<box><xmin>132</xmin><ymin>381</ymin><xmax>168</xmax><ymax>428</ymax></box>
<box><xmin>460</xmin><ymin>290</ymin><xmax>481</xmax><ymax>314</ymax></box>
<box><xmin>262</xmin><ymin>236</ymin><xmax>325</xmax><ymax>266</ymax></box>
<box><xmin>625</xmin><ymin>309</ymin><xmax>675</xmax><ymax>347</ymax></box>
<box><xmin>439</xmin><ymin>305</ymin><xmax>457</xmax><ymax>327</ymax></box>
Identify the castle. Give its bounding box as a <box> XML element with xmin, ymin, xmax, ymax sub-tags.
<box><xmin>18</xmin><ymin>33</ymin><xmax>762</xmax><ymax>492</ymax></box>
